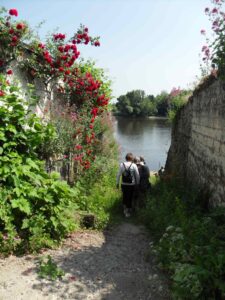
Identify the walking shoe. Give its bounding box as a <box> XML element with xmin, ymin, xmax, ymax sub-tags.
<box><xmin>125</xmin><ymin>211</ymin><xmax>131</xmax><ymax>218</ymax></box>
<box><xmin>123</xmin><ymin>206</ymin><xmax>131</xmax><ymax>217</ymax></box>
<box><xmin>123</xmin><ymin>207</ymin><xmax>128</xmax><ymax>217</ymax></box>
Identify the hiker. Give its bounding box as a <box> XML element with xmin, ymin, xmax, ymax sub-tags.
<box><xmin>116</xmin><ymin>153</ymin><xmax>140</xmax><ymax>217</ymax></box>
<box><xmin>133</xmin><ymin>156</ymin><xmax>151</xmax><ymax>208</ymax></box>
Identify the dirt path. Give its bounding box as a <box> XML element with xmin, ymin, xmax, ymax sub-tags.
<box><xmin>0</xmin><ymin>222</ymin><xmax>170</xmax><ymax>300</ymax></box>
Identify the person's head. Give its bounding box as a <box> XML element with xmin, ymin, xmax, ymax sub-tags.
<box><xmin>125</xmin><ymin>153</ymin><xmax>133</xmax><ymax>162</ymax></box>
<box><xmin>140</xmin><ymin>156</ymin><xmax>146</xmax><ymax>165</ymax></box>
<box><xmin>140</xmin><ymin>156</ymin><xmax>145</xmax><ymax>163</ymax></box>
<box><xmin>133</xmin><ymin>156</ymin><xmax>141</xmax><ymax>165</ymax></box>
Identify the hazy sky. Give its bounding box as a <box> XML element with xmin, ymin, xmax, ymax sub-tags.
<box><xmin>1</xmin><ymin>0</ymin><xmax>212</xmax><ymax>98</ymax></box>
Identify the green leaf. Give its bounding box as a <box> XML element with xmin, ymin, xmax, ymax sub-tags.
<box><xmin>12</xmin><ymin>175</ymin><xmax>21</xmax><ymax>187</ymax></box>
<box><xmin>6</xmin><ymin>125</ymin><xmax>17</xmax><ymax>134</ymax></box>
<box><xmin>0</xmin><ymin>132</ymin><xmax>6</xmax><ymax>141</ymax></box>
<box><xmin>11</xmin><ymin>198</ymin><xmax>31</xmax><ymax>215</ymax></box>
<box><xmin>14</xmin><ymin>187</ymin><xmax>22</xmax><ymax>197</ymax></box>
<box><xmin>26</xmin><ymin>158</ymin><xmax>40</xmax><ymax>170</ymax></box>
<box><xmin>3</xmin><ymin>142</ymin><xmax>17</xmax><ymax>149</ymax></box>
<box><xmin>21</xmin><ymin>218</ymin><xmax>29</xmax><ymax>229</ymax></box>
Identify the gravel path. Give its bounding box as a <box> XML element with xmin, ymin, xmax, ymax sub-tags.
<box><xmin>0</xmin><ymin>222</ymin><xmax>170</xmax><ymax>300</ymax></box>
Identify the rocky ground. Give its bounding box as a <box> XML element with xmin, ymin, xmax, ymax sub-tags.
<box><xmin>0</xmin><ymin>222</ymin><xmax>171</xmax><ymax>300</ymax></box>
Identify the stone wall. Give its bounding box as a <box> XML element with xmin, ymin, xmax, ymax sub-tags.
<box><xmin>10</xmin><ymin>59</ymin><xmax>49</xmax><ymax>117</ymax></box>
<box><xmin>165</xmin><ymin>77</ymin><xmax>225</xmax><ymax>206</ymax></box>
<box><xmin>8</xmin><ymin>60</ymin><xmax>71</xmax><ymax>181</ymax></box>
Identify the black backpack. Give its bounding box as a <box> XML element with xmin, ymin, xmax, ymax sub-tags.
<box><xmin>122</xmin><ymin>163</ymin><xmax>133</xmax><ymax>183</ymax></box>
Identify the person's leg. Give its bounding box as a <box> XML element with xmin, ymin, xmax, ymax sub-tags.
<box><xmin>121</xmin><ymin>185</ymin><xmax>133</xmax><ymax>216</ymax></box>
<box><xmin>122</xmin><ymin>185</ymin><xmax>129</xmax><ymax>206</ymax></box>
<box><xmin>133</xmin><ymin>185</ymin><xmax>140</xmax><ymax>212</ymax></box>
<box><xmin>124</xmin><ymin>185</ymin><xmax>135</xmax><ymax>216</ymax></box>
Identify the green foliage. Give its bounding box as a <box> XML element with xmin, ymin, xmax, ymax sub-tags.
<box><xmin>168</xmin><ymin>91</ymin><xmax>191</xmax><ymax>122</ymax></box>
<box><xmin>0</xmin><ymin>77</ymin><xmax>78</xmax><ymax>254</ymax></box>
<box><xmin>115</xmin><ymin>89</ymin><xmax>192</xmax><ymax>119</ymax></box>
<box><xmin>75</xmin><ymin>119</ymin><xmax>121</xmax><ymax>228</ymax></box>
<box><xmin>139</xmin><ymin>179</ymin><xmax>225</xmax><ymax>299</ymax></box>
<box><xmin>77</xmin><ymin>159</ymin><xmax>121</xmax><ymax>228</ymax></box>
<box><xmin>38</xmin><ymin>255</ymin><xmax>65</xmax><ymax>280</ymax></box>
<box><xmin>154</xmin><ymin>91</ymin><xmax>169</xmax><ymax>117</ymax></box>
<box><xmin>78</xmin><ymin>60</ymin><xmax>112</xmax><ymax>99</ymax></box>
<box><xmin>115</xmin><ymin>90</ymin><xmax>157</xmax><ymax>117</ymax></box>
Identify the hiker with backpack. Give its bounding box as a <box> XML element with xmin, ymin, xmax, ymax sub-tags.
<box><xmin>116</xmin><ymin>153</ymin><xmax>140</xmax><ymax>217</ymax></box>
<box><xmin>133</xmin><ymin>156</ymin><xmax>151</xmax><ymax>209</ymax></box>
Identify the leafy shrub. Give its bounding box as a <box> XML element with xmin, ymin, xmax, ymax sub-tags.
<box><xmin>139</xmin><ymin>178</ymin><xmax>225</xmax><ymax>299</ymax></box>
<box><xmin>0</xmin><ymin>77</ymin><xmax>78</xmax><ymax>254</ymax></box>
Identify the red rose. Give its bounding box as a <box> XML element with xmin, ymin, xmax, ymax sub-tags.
<box><xmin>16</xmin><ymin>23</ymin><xmax>25</xmax><ymax>30</ymax></box>
<box><xmin>94</xmin><ymin>41</ymin><xmax>100</xmax><ymax>47</ymax></box>
<box><xmin>0</xmin><ymin>90</ymin><xmax>5</xmax><ymax>97</ymax></box>
<box><xmin>84</xmin><ymin>27</ymin><xmax>89</xmax><ymax>33</ymax></box>
<box><xmin>38</xmin><ymin>43</ymin><xmax>45</xmax><ymax>49</ymax></box>
<box><xmin>58</xmin><ymin>46</ymin><xmax>64</xmax><ymax>52</ymax></box>
<box><xmin>9</xmin><ymin>28</ymin><xmax>14</xmax><ymax>34</ymax></box>
<box><xmin>9</xmin><ymin>9</ymin><xmax>18</xmax><ymax>17</ymax></box>
<box><xmin>85</xmin><ymin>37</ymin><xmax>90</xmax><ymax>45</ymax></box>
<box><xmin>64</xmin><ymin>44</ymin><xmax>71</xmax><ymax>52</ymax></box>
<box><xmin>75</xmin><ymin>145</ymin><xmax>83</xmax><ymax>150</ymax></box>
<box><xmin>11</xmin><ymin>36</ymin><xmax>18</xmax><ymax>43</ymax></box>
<box><xmin>7</xmin><ymin>70</ymin><xmax>13</xmax><ymax>75</ymax></box>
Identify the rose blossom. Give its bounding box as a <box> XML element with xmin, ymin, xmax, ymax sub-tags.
<box><xmin>94</xmin><ymin>41</ymin><xmax>100</xmax><ymax>47</ymax></box>
<box><xmin>7</xmin><ymin>69</ymin><xmax>13</xmax><ymax>75</ymax></box>
<box><xmin>212</xmin><ymin>8</ymin><xmax>218</xmax><ymax>14</ymax></box>
<box><xmin>16</xmin><ymin>23</ymin><xmax>25</xmax><ymax>30</ymax></box>
<box><xmin>9</xmin><ymin>9</ymin><xmax>18</xmax><ymax>17</ymax></box>
<box><xmin>11</xmin><ymin>36</ymin><xmax>18</xmax><ymax>43</ymax></box>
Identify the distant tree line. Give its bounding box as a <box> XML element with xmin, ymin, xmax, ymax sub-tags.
<box><xmin>113</xmin><ymin>88</ymin><xmax>191</xmax><ymax>119</ymax></box>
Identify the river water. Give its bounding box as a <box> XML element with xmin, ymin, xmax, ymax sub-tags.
<box><xmin>113</xmin><ymin>116</ymin><xmax>171</xmax><ymax>171</ymax></box>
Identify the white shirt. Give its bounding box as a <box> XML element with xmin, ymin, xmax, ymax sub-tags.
<box><xmin>116</xmin><ymin>161</ymin><xmax>140</xmax><ymax>185</ymax></box>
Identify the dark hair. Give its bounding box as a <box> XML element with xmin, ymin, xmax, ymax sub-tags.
<box><xmin>133</xmin><ymin>156</ymin><xmax>141</xmax><ymax>164</ymax></box>
<box><xmin>140</xmin><ymin>156</ymin><xmax>145</xmax><ymax>162</ymax></box>
<box><xmin>125</xmin><ymin>153</ymin><xmax>133</xmax><ymax>161</ymax></box>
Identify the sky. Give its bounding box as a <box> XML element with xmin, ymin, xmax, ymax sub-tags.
<box><xmin>1</xmin><ymin>0</ymin><xmax>213</xmax><ymax>99</ymax></box>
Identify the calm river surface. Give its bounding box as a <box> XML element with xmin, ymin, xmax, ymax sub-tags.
<box><xmin>113</xmin><ymin>116</ymin><xmax>171</xmax><ymax>171</ymax></box>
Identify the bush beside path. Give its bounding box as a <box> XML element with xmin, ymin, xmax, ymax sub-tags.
<box><xmin>0</xmin><ymin>222</ymin><xmax>170</xmax><ymax>300</ymax></box>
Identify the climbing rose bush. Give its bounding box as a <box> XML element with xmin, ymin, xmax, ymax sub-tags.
<box><xmin>0</xmin><ymin>7</ymin><xmax>112</xmax><ymax>173</ymax></box>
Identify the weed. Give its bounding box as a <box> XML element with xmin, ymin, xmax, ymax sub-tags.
<box><xmin>37</xmin><ymin>255</ymin><xmax>65</xmax><ymax>280</ymax></box>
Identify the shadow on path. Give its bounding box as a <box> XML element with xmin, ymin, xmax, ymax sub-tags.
<box><xmin>30</xmin><ymin>222</ymin><xmax>171</xmax><ymax>300</ymax></box>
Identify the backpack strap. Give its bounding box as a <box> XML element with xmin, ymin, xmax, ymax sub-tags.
<box><xmin>128</xmin><ymin>163</ymin><xmax>133</xmax><ymax>170</ymax></box>
<box><xmin>123</xmin><ymin>162</ymin><xmax>133</xmax><ymax>171</ymax></box>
